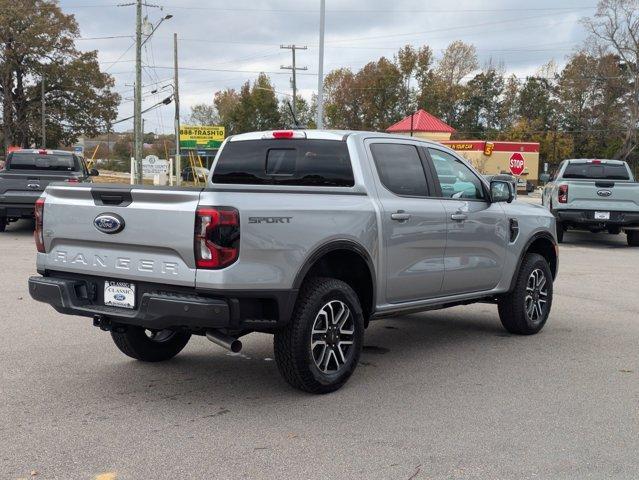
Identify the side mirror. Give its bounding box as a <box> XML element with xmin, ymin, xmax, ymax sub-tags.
<box><xmin>89</xmin><ymin>168</ymin><xmax>99</xmax><ymax>176</ymax></box>
<box><xmin>490</xmin><ymin>180</ymin><xmax>514</xmax><ymax>203</ymax></box>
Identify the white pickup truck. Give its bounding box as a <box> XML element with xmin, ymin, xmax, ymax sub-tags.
<box><xmin>29</xmin><ymin>130</ymin><xmax>558</xmax><ymax>393</ymax></box>
<box><xmin>542</xmin><ymin>159</ymin><xmax>639</xmax><ymax>245</ymax></box>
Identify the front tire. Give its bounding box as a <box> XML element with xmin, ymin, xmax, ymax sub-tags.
<box><xmin>628</xmin><ymin>231</ymin><xmax>639</xmax><ymax>247</ymax></box>
<box><xmin>498</xmin><ymin>253</ymin><xmax>553</xmax><ymax>335</ymax></box>
<box><xmin>111</xmin><ymin>327</ymin><xmax>191</xmax><ymax>362</ymax></box>
<box><xmin>274</xmin><ymin>277</ymin><xmax>364</xmax><ymax>394</ymax></box>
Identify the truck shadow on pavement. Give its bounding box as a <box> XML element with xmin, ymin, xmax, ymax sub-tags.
<box><xmin>560</xmin><ymin>230</ymin><xmax>631</xmax><ymax>249</ymax></box>
<box><xmin>3</xmin><ymin>218</ymin><xmax>35</xmax><ymax>236</ymax></box>
<box><xmin>77</xmin><ymin>310</ymin><xmax>510</xmax><ymax>403</ymax></box>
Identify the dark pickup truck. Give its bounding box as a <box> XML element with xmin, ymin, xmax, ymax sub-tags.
<box><xmin>0</xmin><ymin>149</ymin><xmax>98</xmax><ymax>231</ymax></box>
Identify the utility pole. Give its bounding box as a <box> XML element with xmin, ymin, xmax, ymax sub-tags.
<box><xmin>41</xmin><ymin>76</ymin><xmax>46</xmax><ymax>148</ymax></box>
<box><xmin>280</xmin><ymin>45</ymin><xmax>307</xmax><ymax>119</ymax></box>
<box><xmin>316</xmin><ymin>0</ymin><xmax>326</xmax><ymax>129</ymax></box>
<box><xmin>174</xmin><ymin>33</ymin><xmax>181</xmax><ymax>186</ymax></box>
<box><xmin>134</xmin><ymin>0</ymin><xmax>143</xmax><ymax>183</ymax></box>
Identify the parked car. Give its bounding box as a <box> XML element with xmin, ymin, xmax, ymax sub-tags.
<box><xmin>542</xmin><ymin>159</ymin><xmax>639</xmax><ymax>245</ymax></box>
<box><xmin>28</xmin><ymin>130</ymin><xmax>558</xmax><ymax>393</ymax></box>
<box><xmin>0</xmin><ymin>149</ymin><xmax>98</xmax><ymax>232</ymax></box>
<box><xmin>181</xmin><ymin>165</ymin><xmax>209</xmax><ymax>182</ymax></box>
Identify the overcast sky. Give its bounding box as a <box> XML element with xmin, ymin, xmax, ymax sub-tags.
<box><xmin>61</xmin><ymin>0</ymin><xmax>598</xmax><ymax>134</ymax></box>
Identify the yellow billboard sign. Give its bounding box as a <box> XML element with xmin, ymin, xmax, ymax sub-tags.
<box><xmin>179</xmin><ymin>125</ymin><xmax>225</xmax><ymax>149</ymax></box>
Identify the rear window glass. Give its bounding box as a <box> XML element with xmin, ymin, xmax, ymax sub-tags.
<box><xmin>563</xmin><ymin>163</ymin><xmax>629</xmax><ymax>180</ymax></box>
<box><xmin>370</xmin><ymin>143</ymin><xmax>428</xmax><ymax>196</ymax></box>
<box><xmin>8</xmin><ymin>152</ymin><xmax>79</xmax><ymax>171</ymax></box>
<box><xmin>212</xmin><ymin>139</ymin><xmax>354</xmax><ymax>187</ymax></box>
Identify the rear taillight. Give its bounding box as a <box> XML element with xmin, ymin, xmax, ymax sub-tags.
<box><xmin>65</xmin><ymin>178</ymin><xmax>79</xmax><ymax>183</ymax></box>
<box><xmin>34</xmin><ymin>197</ymin><xmax>46</xmax><ymax>253</ymax></box>
<box><xmin>558</xmin><ymin>184</ymin><xmax>568</xmax><ymax>204</ymax></box>
<box><xmin>194</xmin><ymin>207</ymin><xmax>239</xmax><ymax>269</ymax></box>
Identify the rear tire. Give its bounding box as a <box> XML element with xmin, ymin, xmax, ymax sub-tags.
<box><xmin>628</xmin><ymin>231</ymin><xmax>639</xmax><ymax>247</ymax></box>
<box><xmin>0</xmin><ymin>216</ymin><xmax>6</xmax><ymax>232</ymax></box>
<box><xmin>111</xmin><ymin>327</ymin><xmax>191</xmax><ymax>362</ymax></box>
<box><xmin>607</xmin><ymin>226</ymin><xmax>621</xmax><ymax>235</ymax></box>
<box><xmin>498</xmin><ymin>253</ymin><xmax>553</xmax><ymax>335</ymax></box>
<box><xmin>274</xmin><ymin>277</ymin><xmax>364</xmax><ymax>394</ymax></box>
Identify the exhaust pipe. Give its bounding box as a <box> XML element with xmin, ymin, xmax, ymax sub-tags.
<box><xmin>206</xmin><ymin>330</ymin><xmax>242</xmax><ymax>353</ymax></box>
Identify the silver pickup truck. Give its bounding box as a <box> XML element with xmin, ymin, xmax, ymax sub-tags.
<box><xmin>542</xmin><ymin>159</ymin><xmax>639</xmax><ymax>245</ymax></box>
<box><xmin>28</xmin><ymin>130</ymin><xmax>558</xmax><ymax>393</ymax></box>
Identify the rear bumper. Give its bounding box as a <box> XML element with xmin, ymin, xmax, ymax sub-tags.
<box><xmin>28</xmin><ymin>273</ymin><xmax>297</xmax><ymax>331</ymax></box>
<box><xmin>554</xmin><ymin>209</ymin><xmax>639</xmax><ymax>228</ymax></box>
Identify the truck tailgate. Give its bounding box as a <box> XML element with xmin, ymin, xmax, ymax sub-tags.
<box><xmin>566</xmin><ymin>181</ymin><xmax>639</xmax><ymax>211</ymax></box>
<box><xmin>41</xmin><ymin>185</ymin><xmax>202</xmax><ymax>287</ymax></box>
<box><xmin>0</xmin><ymin>172</ymin><xmax>69</xmax><ymax>204</ymax></box>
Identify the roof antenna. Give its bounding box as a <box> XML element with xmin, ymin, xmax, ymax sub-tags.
<box><xmin>287</xmin><ymin>100</ymin><xmax>304</xmax><ymax>129</ymax></box>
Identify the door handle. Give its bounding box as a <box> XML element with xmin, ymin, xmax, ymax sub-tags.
<box><xmin>450</xmin><ymin>213</ymin><xmax>468</xmax><ymax>221</ymax></box>
<box><xmin>391</xmin><ymin>211</ymin><xmax>411</xmax><ymax>222</ymax></box>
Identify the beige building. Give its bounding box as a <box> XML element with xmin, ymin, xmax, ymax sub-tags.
<box><xmin>387</xmin><ymin>110</ymin><xmax>540</xmax><ymax>183</ymax></box>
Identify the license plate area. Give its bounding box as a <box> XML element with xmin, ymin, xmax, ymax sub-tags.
<box><xmin>594</xmin><ymin>211</ymin><xmax>610</xmax><ymax>220</ymax></box>
<box><xmin>104</xmin><ymin>281</ymin><xmax>136</xmax><ymax>309</ymax></box>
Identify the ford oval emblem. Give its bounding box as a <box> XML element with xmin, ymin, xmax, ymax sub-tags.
<box><xmin>597</xmin><ymin>189</ymin><xmax>612</xmax><ymax>197</ymax></box>
<box><xmin>93</xmin><ymin>213</ymin><xmax>125</xmax><ymax>234</ymax></box>
<box><xmin>114</xmin><ymin>293</ymin><xmax>126</xmax><ymax>301</ymax></box>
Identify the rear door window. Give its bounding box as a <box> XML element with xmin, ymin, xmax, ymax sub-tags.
<box><xmin>370</xmin><ymin>143</ymin><xmax>429</xmax><ymax>196</ymax></box>
<box><xmin>213</xmin><ymin>139</ymin><xmax>354</xmax><ymax>187</ymax></box>
<box><xmin>562</xmin><ymin>163</ymin><xmax>630</xmax><ymax>180</ymax></box>
<box><xmin>8</xmin><ymin>152</ymin><xmax>79</xmax><ymax>171</ymax></box>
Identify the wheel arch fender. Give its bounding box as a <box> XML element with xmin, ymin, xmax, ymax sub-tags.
<box><xmin>509</xmin><ymin>232</ymin><xmax>558</xmax><ymax>292</ymax></box>
<box><xmin>292</xmin><ymin>239</ymin><xmax>377</xmax><ymax>323</ymax></box>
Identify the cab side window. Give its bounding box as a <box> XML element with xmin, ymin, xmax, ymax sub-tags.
<box><xmin>371</xmin><ymin>143</ymin><xmax>428</xmax><ymax>197</ymax></box>
<box><xmin>428</xmin><ymin>148</ymin><xmax>485</xmax><ymax>200</ymax></box>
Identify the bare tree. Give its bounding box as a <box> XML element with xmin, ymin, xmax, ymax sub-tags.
<box><xmin>583</xmin><ymin>0</ymin><xmax>639</xmax><ymax>160</ymax></box>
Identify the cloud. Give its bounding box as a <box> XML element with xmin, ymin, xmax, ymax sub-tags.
<box><xmin>62</xmin><ymin>0</ymin><xmax>594</xmax><ymax>133</ymax></box>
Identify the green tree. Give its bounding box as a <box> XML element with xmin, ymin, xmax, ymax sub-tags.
<box><xmin>279</xmin><ymin>96</ymin><xmax>315</xmax><ymax>129</ymax></box>
<box><xmin>456</xmin><ymin>67</ymin><xmax>504</xmax><ymax>137</ymax></box>
<box><xmin>323</xmin><ymin>68</ymin><xmax>361</xmax><ymax>129</ymax></box>
<box><xmin>0</xmin><ymin>0</ymin><xmax>119</xmax><ymax>151</ymax></box>
<box><xmin>213</xmin><ymin>74</ymin><xmax>280</xmax><ymax>134</ymax></box>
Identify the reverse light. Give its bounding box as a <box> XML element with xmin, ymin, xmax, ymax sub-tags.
<box><xmin>558</xmin><ymin>184</ymin><xmax>569</xmax><ymax>204</ymax></box>
<box><xmin>34</xmin><ymin>197</ymin><xmax>46</xmax><ymax>253</ymax></box>
<box><xmin>194</xmin><ymin>207</ymin><xmax>240</xmax><ymax>269</ymax></box>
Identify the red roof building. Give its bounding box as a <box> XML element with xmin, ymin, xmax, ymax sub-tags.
<box><xmin>386</xmin><ymin>109</ymin><xmax>456</xmax><ymax>141</ymax></box>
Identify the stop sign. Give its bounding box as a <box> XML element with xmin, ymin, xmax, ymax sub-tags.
<box><xmin>509</xmin><ymin>152</ymin><xmax>525</xmax><ymax>176</ymax></box>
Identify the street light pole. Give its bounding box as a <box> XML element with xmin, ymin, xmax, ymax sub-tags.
<box><xmin>174</xmin><ymin>33</ymin><xmax>181</xmax><ymax>186</ymax></box>
<box><xmin>316</xmin><ymin>0</ymin><xmax>326</xmax><ymax>129</ymax></box>
<box><xmin>134</xmin><ymin>0</ymin><xmax>143</xmax><ymax>183</ymax></box>
<box><xmin>41</xmin><ymin>76</ymin><xmax>46</xmax><ymax>148</ymax></box>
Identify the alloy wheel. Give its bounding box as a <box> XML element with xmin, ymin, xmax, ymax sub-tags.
<box><xmin>310</xmin><ymin>300</ymin><xmax>355</xmax><ymax>373</ymax></box>
<box><xmin>524</xmin><ymin>268</ymin><xmax>548</xmax><ymax>323</ymax></box>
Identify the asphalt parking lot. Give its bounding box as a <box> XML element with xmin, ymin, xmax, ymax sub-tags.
<box><xmin>1</xmin><ymin>216</ymin><xmax>638</xmax><ymax>480</ymax></box>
